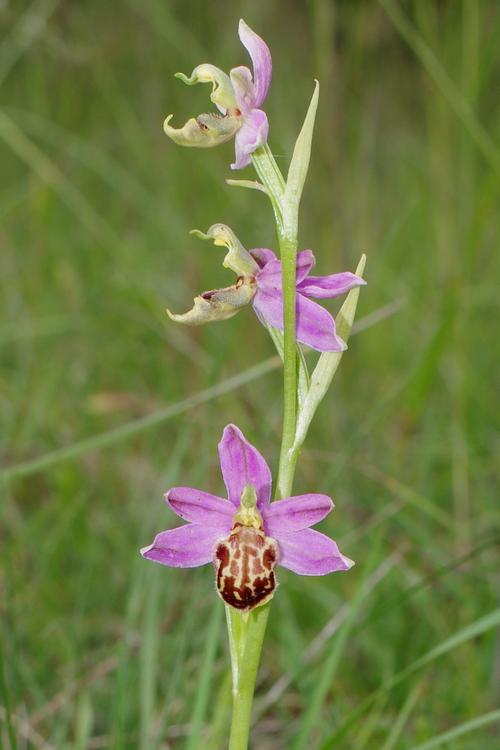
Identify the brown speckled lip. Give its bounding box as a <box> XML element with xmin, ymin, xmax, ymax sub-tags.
<box><xmin>214</xmin><ymin>524</ymin><xmax>278</xmax><ymax>611</ymax></box>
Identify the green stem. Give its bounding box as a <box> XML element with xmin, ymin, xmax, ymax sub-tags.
<box><xmin>252</xmin><ymin>145</ymin><xmax>299</xmax><ymax>500</ymax></box>
<box><xmin>225</xmin><ymin>146</ymin><xmax>300</xmax><ymax>750</ymax></box>
<box><xmin>227</xmin><ymin>605</ymin><xmax>270</xmax><ymax>750</ymax></box>
<box><xmin>276</xmin><ymin>235</ymin><xmax>299</xmax><ymax>498</ymax></box>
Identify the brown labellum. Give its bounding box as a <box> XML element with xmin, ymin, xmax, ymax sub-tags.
<box><xmin>214</xmin><ymin>523</ymin><xmax>278</xmax><ymax>611</ymax></box>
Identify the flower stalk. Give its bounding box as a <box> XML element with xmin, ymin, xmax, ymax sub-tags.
<box><xmin>226</xmin><ymin>605</ymin><xmax>270</xmax><ymax>750</ymax></box>
<box><xmin>251</xmin><ymin>81</ymin><xmax>321</xmax><ymax>499</ymax></box>
<box><xmin>226</xmin><ymin>144</ymin><xmax>297</xmax><ymax>750</ymax></box>
<box><xmin>225</xmin><ymin>145</ymin><xmax>297</xmax><ymax>749</ymax></box>
<box><xmin>225</xmin><ymin>88</ymin><xmax>318</xmax><ymax>745</ymax></box>
<box><xmin>251</xmin><ymin>146</ymin><xmax>298</xmax><ymax>500</ymax></box>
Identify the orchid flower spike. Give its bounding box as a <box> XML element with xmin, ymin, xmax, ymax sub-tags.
<box><xmin>167</xmin><ymin>224</ymin><xmax>366</xmax><ymax>352</ymax></box>
<box><xmin>141</xmin><ymin>424</ymin><xmax>353</xmax><ymax>611</ymax></box>
<box><xmin>164</xmin><ymin>19</ymin><xmax>272</xmax><ymax>169</ymax></box>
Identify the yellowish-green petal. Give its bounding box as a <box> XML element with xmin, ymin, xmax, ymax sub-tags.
<box><xmin>190</xmin><ymin>224</ymin><xmax>259</xmax><ymax>276</ymax></box>
<box><xmin>167</xmin><ymin>278</ymin><xmax>257</xmax><ymax>326</ymax></box>
<box><xmin>164</xmin><ymin>113</ymin><xmax>241</xmax><ymax>148</ymax></box>
<box><xmin>175</xmin><ymin>64</ymin><xmax>237</xmax><ymax>111</ymax></box>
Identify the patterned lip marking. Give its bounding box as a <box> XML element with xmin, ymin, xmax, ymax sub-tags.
<box><xmin>214</xmin><ymin>522</ymin><xmax>278</xmax><ymax>611</ymax></box>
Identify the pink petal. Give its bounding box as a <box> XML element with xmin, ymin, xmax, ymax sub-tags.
<box><xmin>296</xmin><ymin>295</ymin><xmax>347</xmax><ymax>351</ymax></box>
<box><xmin>257</xmin><ymin>250</ymin><xmax>315</xmax><ymax>292</ymax></box>
<box><xmin>298</xmin><ymin>272</ymin><xmax>366</xmax><ymax>299</ymax></box>
<box><xmin>262</xmin><ymin>494</ymin><xmax>333</xmax><ymax>535</ymax></box>
<box><xmin>252</xmin><ymin>289</ymin><xmax>347</xmax><ymax>352</ymax></box>
<box><xmin>249</xmin><ymin>247</ymin><xmax>277</xmax><ymax>268</ymax></box>
<box><xmin>218</xmin><ymin>424</ymin><xmax>272</xmax><ymax>508</ymax></box>
<box><xmin>238</xmin><ymin>20</ymin><xmax>272</xmax><ymax>108</ymax></box>
<box><xmin>231</xmin><ymin>109</ymin><xmax>269</xmax><ymax>170</ymax></box>
<box><xmin>166</xmin><ymin>487</ymin><xmax>234</xmax><ymax>531</ymax></box>
<box><xmin>230</xmin><ymin>65</ymin><xmax>256</xmax><ymax>115</ymax></box>
<box><xmin>276</xmin><ymin>528</ymin><xmax>354</xmax><ymax>575</ymax></box>
<box><xmin>140</xmin><ymin>524</ymin><xmax>221</xmax><ymax>568</ymax></box>
<box><xmin>251</xmin><ymin>288</ymin><xmax>285</xmax><ymax>332</ymax></box>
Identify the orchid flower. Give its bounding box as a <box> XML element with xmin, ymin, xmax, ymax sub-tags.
<box><xmin>141</xmin><ymin>425</ymin><xmax>353</xmax><ymax>611</ymax></box>
<box><xmin>164</xmin><ymin>19</ymin><xmax>271</xmax><ymax>169</ymax></box>
<box><xmin>167</xmin><ymin>224</ymin><xmax>366</xmax><ymax>352</ymax></box>
<box><xmin>141</xmin><ymin>18</ymin><xmax>370</xmax><ymax>747</ymax></box>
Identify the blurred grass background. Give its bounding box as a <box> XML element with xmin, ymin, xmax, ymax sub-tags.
<box><xmin>1</xmin><ymin>0</ymin><xmax>499</xmax><ymax>748</ymax></box>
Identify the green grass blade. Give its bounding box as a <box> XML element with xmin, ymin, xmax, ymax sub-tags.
<box><xmin>0</xmin><ymin>357</ymin><xmax>279</xmax><ymax>483</ymax></box>
<box><xmin>185</xmin><ymin>602</ymin><xmax>224</xmax><ymax>750</ymax></box>
<box><xmin>0</xmin><ymin>110</ymin><xmax>120</xmax><ymax>248</ymax></box>
<box><xmin>291</xmin><ymin>538</ymin><xmax>383</xmax><ymax>750</ymax></box>
<box><xmin>0</xmin><ymin>300</ymin><xmax>393</xmax><ymax>484</ymax></box>
<box><xmin>408</xmin><ymin>709</ymin><xmax>500</xmax><ymax>750</ymax></box>
<box><xmin>378</xmin><ymin>0</ymin><xmax>500</xmax><ymax>177</ymax></box>
<box><xmin>380</xmin><ymin>680</ymin><xmax>422</xmax><ymax>750</ymax></box>
<box><xmin>320</xmin><ymin>608</ymin><xmax>500</xmax><ymax>748</ymax></box>
<box><xmin>139</xmin><ymin>569</ymin><xmax>161</xmax><ymax>750</ymax></box>
<box><xmin>206</xmin><ymin>671</ymin><xmax>232</xmax><ymax>750</ymax></box>
<box><xmin>0</xmin><ymin>0</ymin><xmax>60</xmax><ymax>87</ymax></box>
<box><xmin>255</xmin><ymin>554</ymin><xmax>397</xmax><ymax>723</ymax></box>
<box><xmin>0</xmin><ymin>647</ymin><xmax>17</xmax><ymax>750</ymax></box>
<box><xmin>354</xmin><ymin>692</ymin><xmax>390</xmax><ymax>750</ymax></box>
<box><xmin>74</xmin><ymin>692</ymin><xmax>93</xmax><ymax>750</ymax></box>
